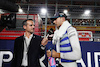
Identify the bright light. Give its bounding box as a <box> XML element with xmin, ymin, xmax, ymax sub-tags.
<box><xmin>0</xmin><ymin>9</ymin><xmax>4</xmax><ymax>13</ymax></box>
<box><xmin>63</xmin><ymin>10</ymin><xmax>68</xmax><ymax>14</ymax></box>
<box><xmin>84</xmin><ymin>10</ymin><xmax>90</xmax><ymax>15</ymax></box>
<box><xmin>18</xmin><ymin>8</ymin><xmax>23</xmax><ymax>12</ymax></box>
<box><xmin>41</xmin><ymin>8</ymin><xmax>47</xmax><ymax>14</ymax></box>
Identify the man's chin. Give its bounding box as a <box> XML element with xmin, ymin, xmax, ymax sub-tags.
<box><xmin>30</xmin><ymin>31</ymin><xmax>34</xmax><ymax>34</ymax></box>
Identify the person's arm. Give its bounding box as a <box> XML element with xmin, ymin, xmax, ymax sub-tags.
<box><xmin>39</xmin><ymin>37</ymin><xmax>48</xmax><ymax>58</ymax></box>
<box><xmin>47</xmin><ymin>49</ymin><xmax>60</xmax><ymax>58</ymax></box>
<box><xmin>41</xmin><ymin>37</ymin><xmax>48</xmax><ymax>50</ymax></box>
<box><xmin>47</xmin><ymin>27</ymin><xmax>81</xmax><ymax>60</ymax></box>
<box><xmin>11</xmin><ymin>38</ymin><xmax>18</xmax><ymax>67</ymax></box>
<box><xmin>41</xmin><ymin>37</ymin><xmax>48</xmax><ymax>46</ymax></box>
<box><xmin>60</xmin><ymin>27</ymin><xmax>81</xmax><ymax>60</ymax></box>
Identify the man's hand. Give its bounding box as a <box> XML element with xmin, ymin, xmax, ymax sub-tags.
<box><xmin>41</xmin><ymin>37</ymin><xmax>48</xmax><ymax>46</ymax></box>
<box><xmin>47</xmin><ymin>49</ymin><xmax>60</xmax><ymax>58</ymax></box>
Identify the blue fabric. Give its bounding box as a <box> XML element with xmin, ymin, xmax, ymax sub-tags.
<box><xmin>60</xmin><ymin>37</ymin><xmax>69</xmax><ymax>42</ymax></box>
<box><xmin>61</xmin><ymin>59</ymin><xmax>76</xmax><ymax>62</ymax></box>
<box><xmin>60</xmin><ymin>43</ymin><xmax>71</xmax><ymax>47</ymax></box>
<box><xmin>60</xmin><ymin>50</ymin><xmax>72</xmax><ymax>53</ymax></box>
<box><xmin>60</xmin><ymin>30</ymin><xmax>73</xmax><ymax>62</ymax></box>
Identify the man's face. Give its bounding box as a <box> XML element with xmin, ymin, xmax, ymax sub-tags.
<box><xmin>53</xmin><ymin>17</ymin><xmax>62</xmax><ymax>27</ymax></box>
<box><xmin>23</xmin><ymin>20</ymin><xmax>35</xmax><ymax>33</ymax></box>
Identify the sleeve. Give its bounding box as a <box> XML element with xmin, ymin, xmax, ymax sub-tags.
<box><xmin>39</xmin><ymin>37</ymin><xmax>45</xmax><ymax>58</ymax></box>
<box><xmin>60</xmin><ymin>27</ymin><xmax>81</xmax><ymax>60</ymax></box>
<box><xmin>11</xmin><ymin>38</ymin><xmax>18</xmax><ymax>67</ymax></box>
<box><xmin>40</xmin><ymin>44</ymin><xmax>46</xmax><ymax>50</ymax></box>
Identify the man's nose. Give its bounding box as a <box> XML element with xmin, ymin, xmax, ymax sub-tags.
<box><xmin>53</xmin><ymin>21</ymin><xmax>56</xmax><ymax>23</ymax></box>
<box><xmin>32</xmin><ymin>25</ymin><xmax>35</xmax><ymax>28</ymax></box>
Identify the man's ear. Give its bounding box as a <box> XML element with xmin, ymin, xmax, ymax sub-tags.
<box><xmin>62</xmin><ymin>17</ymin><xmax>65</xmax><ymax>20</ymax></box>
<box><xmin>23</xmin><ymin>25</ymin><xmax>26</xmax><ymax>30</ymax></box>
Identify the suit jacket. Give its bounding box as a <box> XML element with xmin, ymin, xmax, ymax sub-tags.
<box><xmin>11</xmin><ymin>34</ymin><xmax>45</xmax><ymax>67</ymax></box>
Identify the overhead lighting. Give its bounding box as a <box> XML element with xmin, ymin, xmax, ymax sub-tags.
<box><xmin>63</xmin><ymin>10</ymin><xmax>68</xmax><ymax>14</ymax></box>
<box><xmin>18</xmin><ymin>5</ymin><xmax>23</xmax><ymax>13</ymax></box>
<box><xmin>41</xmin><ymin>8</ymin><xmax>47</xmax><ymax>14</ymax></box>
<box><xmin>84</xmin><ymin>10</ymin><xmax>90</xmax><ymax>15</ymax></box>
<box><xmin>18</xmin><ymin>8</ymin><xmax>23</xmax><ymax>13</ymax></box>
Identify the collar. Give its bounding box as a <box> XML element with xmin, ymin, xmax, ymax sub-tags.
<box><xmin>52</xmin><ymin>20</ymin><xmax>71</xmax><ymax>44</ymax></box>
<box><xmin>24</xmin><ymin>33</ymin><xmax>33</xmax><ymax>39</ymax></box>
<box><xmin>56</xmin><ymin>20</ymin><xmax>71</xmax><ymax>38</ymax></box>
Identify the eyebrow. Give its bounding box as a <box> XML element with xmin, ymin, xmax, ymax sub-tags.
<box><xmin>29</xmin><ymin>24</ymin><xmax>35</xmax><ymax>26</ymax></box>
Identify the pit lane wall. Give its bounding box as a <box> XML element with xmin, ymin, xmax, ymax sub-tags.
<box><xmin>0</xmin><ymin>40</ymin><xmax>100</xmax><ymax>67</ymax></box>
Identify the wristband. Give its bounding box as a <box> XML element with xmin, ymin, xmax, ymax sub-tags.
<box><xmin>40</xmin><ymin>44</ymin><xmax>46</xmax><ymax>50</ymax></box>
<box><xmin>40</xmin><ymin>44</ymin><xmax>46</xmax><ymax>47</ymax></box>
<box><xmin>51</xmin><ymin>50</ymin><xmax>53</xmax><ymax>57</ymax></box>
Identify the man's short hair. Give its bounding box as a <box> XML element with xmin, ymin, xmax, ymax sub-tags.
<box><xmin>22</xmin><ymin>19</ymin><xmax>35</xmax><ymax>26</ymax></box>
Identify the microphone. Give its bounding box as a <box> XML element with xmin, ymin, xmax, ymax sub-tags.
<box><xmin>46</xmin><ymin>29</ymin><xmax>56</xmax><ymax>67</ymax></box>
<box><xmin>46</xmin><ymin>28</ymin><xmax>54</xmax><ymax>38</ymax></box>
<box><xmin>46</xmin><ymin>28</ymin><xmax>54</xmax><ymax>50</ymax></box>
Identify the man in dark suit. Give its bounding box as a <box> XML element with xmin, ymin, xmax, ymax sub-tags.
<box><xmin>11</xmin><ymin>19</ymin><xmax>48</xmax><ymax>67</ymax></box>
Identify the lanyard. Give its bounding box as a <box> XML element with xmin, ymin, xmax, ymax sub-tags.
<box><xmin>24</xmin><ymin>38</ymin><xmax>29</xmax><ymax>60</ymax></box>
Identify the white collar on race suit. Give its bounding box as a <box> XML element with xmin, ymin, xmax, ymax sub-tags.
<box><xmin>52</xmin><ymin>20</ymin><xmax>71</xmax><ymax>45</ymax></box>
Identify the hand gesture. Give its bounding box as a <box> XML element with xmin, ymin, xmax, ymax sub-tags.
<box><xmin>47</xmin><ymin>49</ymin><xmax>60</xmax><ymax>58</ymax></box>
<box><xmin>41</xmin><ymin>37</ymin><xmax>48</xmax><ymax>46</ymax></box>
